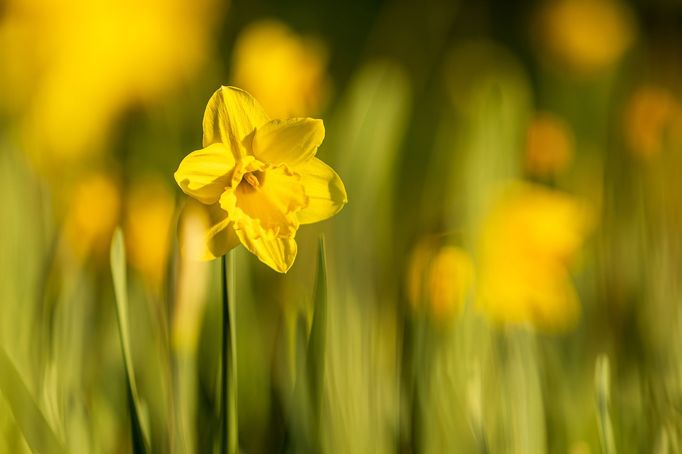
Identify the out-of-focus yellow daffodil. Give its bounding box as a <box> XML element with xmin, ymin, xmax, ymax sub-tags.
<box><xmin>525</xmin><ymin>113</ymin><xmax>574</xmax><ymax>177</ymax></box>
<box><xmin>478</xmin><ymin>183</ymin><xmax>590</xmax><ymax>331</ymax></box>
<box><xmin>536</xmin><ymin>0</ymin><xmax>635</xmax><ymax>75</ymax></box>
<box><xmin>0</xmin><ymin>0</ymin><xmax>218</xmax><ymax>172</ymax></box>
<box><xmin>232</xmin><ymin>19</ymin><xmax>330</xmax><ymax>118</ymax></box>
<box><xmin>624</xmin><ymin>86</ymin><xmax>682</xmax><ymax>159</ymax></box>
<box><xmin>64</xmin><ymin>173</ymin><xmax>121</xmax><ymax>260</ymax></box>
<box><xmin>407</xmin><ymin>241</ymin><xmax>474</xmax><ymax>321</ymax></box>
<box><xmin>124</xmin><ymin>178</ymin><xmax>176</xmax><ymax>289</ymax></box>
<box><xmin>174</xmin><ymin>86</ymin><xmax>347</xmax><ymax>273</ymax></box>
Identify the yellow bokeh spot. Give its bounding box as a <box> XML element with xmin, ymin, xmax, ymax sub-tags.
<box><xmin>0</xmin><ymin>0</ymin><xmax>219</xmax><ymax>172</ymax></box>
<box><xmin>173</xmin><ymin>200</ymin><xmax>212</xmax><ymax>352</ymax></box>
<box><xmin>478</xmin><ymin>182</ymin><xmax>591</xmax><ymax>331</ymax></box>
<box><xmin>124</xmin><ymin>177</ymin><xmax>176</xmax><ymax>289</ymax></box>
<box><xmin>537</xmin><ymin>0</ymin><xmax>635</xmax><ymax>75</ymax></box>
<box><xmin>407</xmin><ymin>240</ymin><xmax>474</xmax><ymax>322</ymax></box>
<box><xmin>232</xmin><ymin>19</ymin><xmax>330</xmax><ymax>119</ymax></box>
<box><xmin>525</xmin><ymin>112</ymin><xmax>574</xmax><ymax>176</ymax></box>
<box><xmin>64</xmin><ymin>173</ymin><xmax>121</xmax><ymax>259</ymax></box>
<box><xmin>624</xmin><ymin>85</ymin><xmax>682</xmax><ymax>159</ymax></box>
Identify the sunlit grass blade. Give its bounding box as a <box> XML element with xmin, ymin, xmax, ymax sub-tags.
<box><xmin>307</xmin><ymin>236</ymin><xmax>327</xmax><ymax>411</ymax></box>
<box><xmin>110</xmin><ymin>228</ymin><xmax>151</xmax><ymax>454</ymax></box>
<box><xmin>595</xmin><ymin>354</ymin><xmax>616</xmax><ymax>454</ymax></box>
<box><xmin>0</xmin><ymin>347</ymin><xmax>66</xmax><ymax>454</ymax></box>
<box><xmin>306</xmin><ymin>236</ymin><xmax>328</xmax><ymax>449</ymax></box>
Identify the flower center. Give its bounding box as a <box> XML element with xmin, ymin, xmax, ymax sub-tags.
<box><xmin>240</xmin><ymin>170</ymin><xmax>264</xmax><ymax>192</ymax></box>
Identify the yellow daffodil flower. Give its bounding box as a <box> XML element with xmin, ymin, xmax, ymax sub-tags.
<box><xmin>477</xmin><ymin>183</ymin><xmax>590</xmax><ymax>331</ymax></box>
<box><xmin>174</xmin><ymin>86</ymin><xmax>347</xmax><ymax>273</ymax></box>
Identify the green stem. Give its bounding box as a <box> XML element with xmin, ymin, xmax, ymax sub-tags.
<box><xmin>220</xmin><ymin>252</ymin><xmax>237</xmax><ymax>454</ymax></box>
<box><xmin>220</xmin><ymin>255</ymin><xmax>229</xmax><ymax>454</ymax></box>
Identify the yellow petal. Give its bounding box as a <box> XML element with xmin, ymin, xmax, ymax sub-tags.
<box><xmin>295</xmin><ymin>157</ymin><xmax>348</xmax><ymax>224</ymax></box>
<box><xmin>178</xmin><ymin>199</ymin><xmax>240</xmax><ymax>260</ymax></box>
<box><xmin>220</xmin><ymin>165</ymin><xmax>307</xmax><ymax>238</ymax></box>
<box><xmin>235</xmin><ymin>227</ymin><xmax>298</xmax><ymax>273</ymax></box>
<box><xmin>202</xmin><ymin>86</ymin><xmax>270</xmax><ymax>158</ymax></box>
<box><xmin>204</xmin><ymin>203</ymin><xmax>241</xmax><ymax>260</ymax></box>
<box><xmin>174</xmin><ymin>143</ymin><xmax>235</xmax><ymax>204</ymax></box>
<box><xmin>252</xmin><ymin>118</ymin><xmax>325</xmax><ymax>166</ymax></box>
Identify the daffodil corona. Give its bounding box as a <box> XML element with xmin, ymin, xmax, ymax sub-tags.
<box><xmin>175</xmin><ymin>86</ymin><xmax>347</xmax><ymax>272</ymax></box>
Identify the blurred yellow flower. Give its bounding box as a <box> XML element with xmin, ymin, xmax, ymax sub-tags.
<box><xmin>536</xmin><ymin>0</ymin><xmax>635</xmax><ymax>75</ymax></box>
<box><xmin>624</xmin><ymin>86</ymin><xmax>682</xmax><ymax>159</ymax></box>
<box><xmin>525</xmin><ymin>112</ymin><xmax>574</xmax><ymax>176</ymax></box>
<box><xmin>174</xmin><ymin>86</ymin><xmax>347</xmax><ymax>273</ymax></box>
<box><xmin>407</xmin><ymin>241</ymin><xmax>474</xmax><ymax>321</ymax></box>
<box><xmin>64</xmin><ymin>173</ymin><xmax>120</xmax><ymax>259</ymax></box>
<box><xmin>124</xmin><ymin>178</ymin><xmax>176</xmax><ymax>289</ymax></box>
<box><xmin>0</xmin><ymin>0</ymin><xmax>218</xmax><ymax>171</ymax></box>
<box><xmin>478</xmin><ymin>183</ymin><xmax>590</xmax><ymax>331</ymax></box>
<box><xmin>232</xmin><ymin>19</ymin><xmax>330</xmax><ymax>118</ymax></box>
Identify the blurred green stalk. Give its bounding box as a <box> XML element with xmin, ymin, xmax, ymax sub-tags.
<box><xmin>595</xmin><ymin>355</ymin><xmax>616</xmax><ymax>454</ymax></box>
<box><xmin>110</xmin><ymin>229</ymin><xmax>151</xmax><ymax>454</ymax></box>
<box><xmin>220</xmin><ymin>252</ymin><xmax>238</xmax><ymax>454</ymax></box>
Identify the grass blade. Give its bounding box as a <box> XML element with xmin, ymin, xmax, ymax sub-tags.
<box><xmin>595</xmin><ymin>354</ymin><xmax>616</xmax><ymax>454</ymax></box>
<box><xmin>307</xmin><ymin>236</ymin><xmax>327</xmax><ymax>422</ymax></box>
<box><xmin>0</xmin><ymin>347</ymin><xmax>66</xmax><ymax>454</ymax></box>
<box><xmin>110</xmin><ymin>228</ymin><xmax>151</xmax><ymax>454</ymax></box>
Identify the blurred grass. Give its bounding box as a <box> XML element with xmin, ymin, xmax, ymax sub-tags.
<box><xmin>110</xmin><ymin>229</ymin><xmax>151</xmax><ymax>453</ymax></box>
<box><xmin>0</xmin><ymin>347</ymin><xmax>65</xmax><ymax>454</ymax></box>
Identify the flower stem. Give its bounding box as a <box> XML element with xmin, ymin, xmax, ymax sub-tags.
<box><xmin>220</xmin><ymin>253</ymin><xmax>236</xmax><ymax>454</ymax></box>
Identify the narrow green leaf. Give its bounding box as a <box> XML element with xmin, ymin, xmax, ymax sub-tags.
<box><xmin>110</xmin><ymin>228</ymin><xmax>151</xmax><ymax>454</ymax></box>
<box><xmin>0</xmin><ymin>347</ymin><xmax>66</xmax><ymax>454</ymax></box>
<box><xmin>595</xmin><ymin>354</ymin><xmax>616</xmax><ymax>454</ymax></box>
<box><xmin>304</xmin><ymin>236</ymin><xmax>328</xmax><ymax>451</ymax></box>
<box><xmin>307</xmin><ymin>236</ymin><xmax>327</xmax><ymax>418</ymax></box>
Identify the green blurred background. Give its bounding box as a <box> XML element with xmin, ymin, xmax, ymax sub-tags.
<box><xmin>1</xmin><ymin>0</ymin><xmax>682</xmax><ymax>452</ymax></box>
